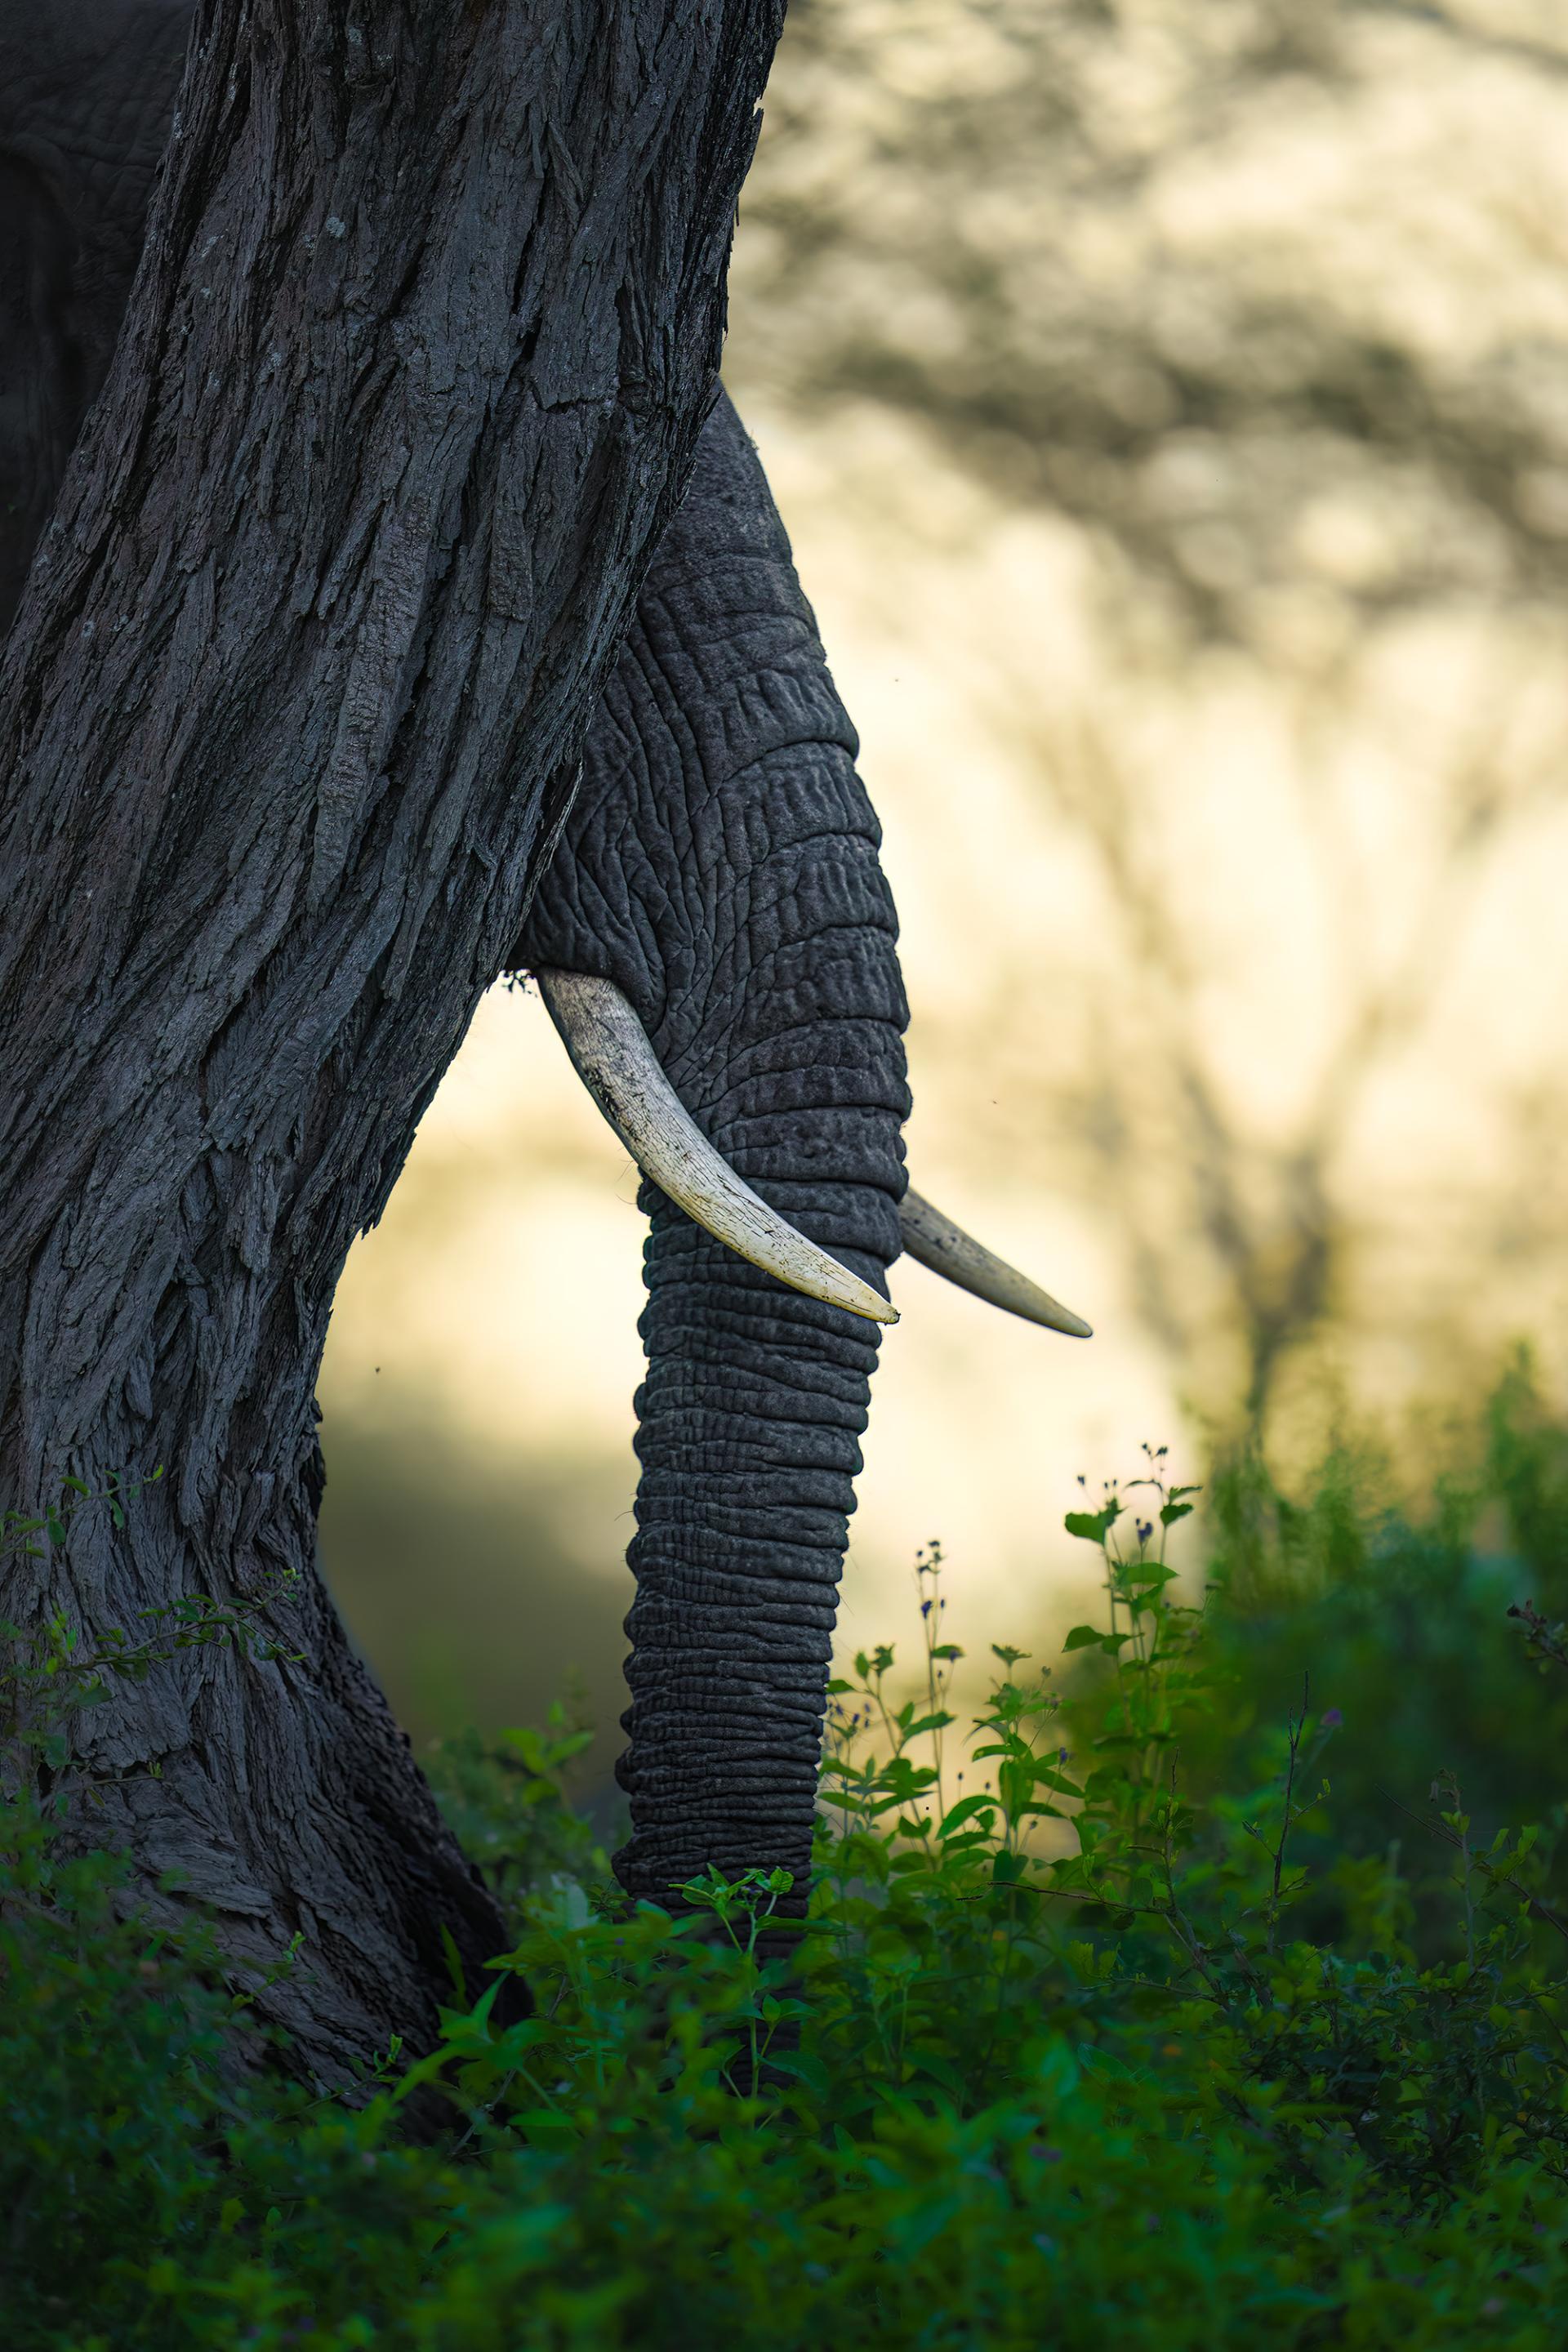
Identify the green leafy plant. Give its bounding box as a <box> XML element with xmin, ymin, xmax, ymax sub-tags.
<box><xmin>8</xmin><ymin>1400</ymin><xmax>1568</xmax><ymax>2346</ymax></box>
<box><xmin>425</xmin><ymin>1704</ymin><xmax>605</xmax><ymax>1931</ymax></box>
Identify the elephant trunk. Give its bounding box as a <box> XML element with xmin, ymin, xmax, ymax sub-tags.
<box><xmin>519</xmin><ymin>387</ymin><xmax>909</xmax><ymax>1915</ymax></box>
<box><xmin>623</xmin><ymin>1158</ymin><xmax>898</xmax><ymax>1909</ymax></box>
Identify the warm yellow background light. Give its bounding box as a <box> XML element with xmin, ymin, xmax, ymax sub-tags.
<box><xmin>318</xmin><ymin>1</ymin><xmax>1568</xmax><ymax>1783</ymax></box>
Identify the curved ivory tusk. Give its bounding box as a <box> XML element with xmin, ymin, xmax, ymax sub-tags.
<box><xmin>898</xmin><ymin>1187</ymin><xmax>1092</xmax><ymax>1337</ymax></box>
<box><xmin>533</xmin><ymin>968</ymin><xmax>898</xmax><ymax>1327</ymax></box>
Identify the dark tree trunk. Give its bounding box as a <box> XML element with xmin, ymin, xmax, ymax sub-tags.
<box><xmin>0</xmin><ymin>0</ymin><xmax>785</xmax><ymax>2085</ymax></box>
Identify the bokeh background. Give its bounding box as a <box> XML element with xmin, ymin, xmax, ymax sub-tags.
<box><xmin>318</xmin><ymin>0</ymin><xmax>1568</xmax><ymax>1797</ymax></box>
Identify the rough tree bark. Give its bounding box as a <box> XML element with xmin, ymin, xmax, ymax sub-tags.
<box><xmin>0</xmin><ymin>0</ymin><xmax>786</xmax><ymax>2084</ymax></box>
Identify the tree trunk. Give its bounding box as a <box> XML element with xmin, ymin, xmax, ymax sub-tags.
<box><xmin>0</xmin><ymin>0</ymin><xmax>784</xmax><ymax>2086</ymax></box>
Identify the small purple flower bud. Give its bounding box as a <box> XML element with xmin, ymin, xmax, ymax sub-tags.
<box><xmin>1321</xmin><ymin>1708</ymin><xmax>1343</xmax><ymax>1728</ymax></box>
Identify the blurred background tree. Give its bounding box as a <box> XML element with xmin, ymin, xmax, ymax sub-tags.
<box><xmin>728</xmin><ymin>0</ymin><xmax>1568</xmax><ymax>1438</ymax></box>
<box><xmin>319</xmin><ymin>0</ymin><xmax>1568</xmax><ymax>1770</ymax></box>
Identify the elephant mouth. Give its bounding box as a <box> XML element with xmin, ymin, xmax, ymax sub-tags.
<box><xmin>533</xmin><ymin>963</ymin><xmax>1092</xmax><ymax>1340</ymax></box>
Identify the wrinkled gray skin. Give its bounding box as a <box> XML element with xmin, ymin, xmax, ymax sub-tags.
<box><xmin>0</xmin><ymin>1</ymin><xmax>909</xmax><ymax>1918</ymax></box>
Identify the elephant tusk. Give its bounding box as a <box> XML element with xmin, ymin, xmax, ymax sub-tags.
<box><xmin>533</xmin><ymin>968</ymin><xmax>899</xmax><ymax>1328</ymax></box>
<box><xmin>898</xmin><ymin>1187</ymin><xmax>1093</xmax><ymax>1337</ymax></box>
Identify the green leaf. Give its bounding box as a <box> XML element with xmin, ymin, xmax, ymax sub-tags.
<box><xmin>1064</xmin><ymin>1508</ymin><xmax>1119</xmax><ymax>1544</ymax></box>
<box><xmin>1062</xmin><ymin>1624</ymin><xmax>1108</xmax><ymax>1652</ymax></box>
<box><xmin>439</xmin><ymin>1922</ymin><xmax>467</xmax><ymax>2002</ymax></box>
<box><xmin>1159</xmin><ymin>1501</ymin><xmax>1194</xmax><ymax>1526</ymax></box>
<box><xmin>759</xmin><ymin>2044</ymin><xmax>828</xmax><ymax>2091</ymax></box>
<box><xmin>517</xmin><ymin>2111</ymin><xmax>577</xmax><ymax>2149</ymax></box>
<box><xmin>938</xmin><ymin>1794</ymin><xmax>999</xmax><ymax>1838</ymax></box>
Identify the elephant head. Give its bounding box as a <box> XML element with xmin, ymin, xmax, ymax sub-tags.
<box><xmin>0</xmin><ymin>0</ymin><xmax>1089</xmax><ymax>1928</ymax></box>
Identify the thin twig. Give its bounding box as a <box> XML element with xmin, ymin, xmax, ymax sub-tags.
<box><xmin>1377</xmin><ymin>1787</ymin><xmax>1568</xmax><ymax>1947</ymax></box>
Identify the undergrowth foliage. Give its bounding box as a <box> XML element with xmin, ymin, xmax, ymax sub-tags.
<box><xmin>7</xmin><ymin>1377</ymin><xmax>1568</xmax><ymax>2345</ymax></box>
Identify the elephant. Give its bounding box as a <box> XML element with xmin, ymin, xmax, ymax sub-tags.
<box><xmin>0</xmin><ymin>0</ymin><xmax>1089</xmax><ymax>1934</ymax></box>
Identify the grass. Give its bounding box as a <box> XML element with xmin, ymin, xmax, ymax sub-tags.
<box><xmin>6</xmin><ymin>1367</ymin><xmax>1568</xmax><ymax>2345</ymax></box>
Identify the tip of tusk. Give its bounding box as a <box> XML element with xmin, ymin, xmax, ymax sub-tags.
<box><xmin>534</xmin><ymin>968</ymin><xmax>898</xmax><ymax>1328</ymax></box>
<box><xmin>898</xmin><ymin>1187</ymin><xmax>1092</xmax><ymax>1337</ymax></box>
